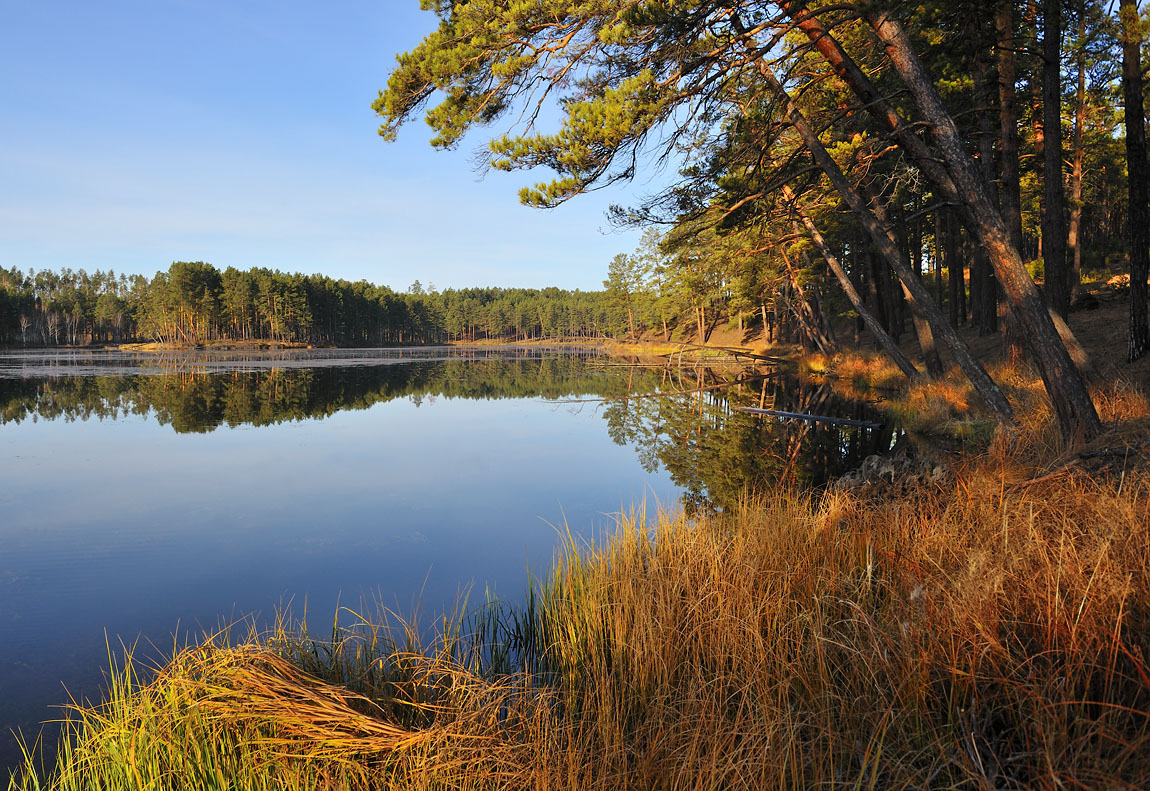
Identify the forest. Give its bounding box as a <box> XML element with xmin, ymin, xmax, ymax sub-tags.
<box><xmin>376</xmin><ymin>0</ymin><xmax>1150</xmax><ymax>442</ymax></box>
<box><xmin>0</xmin><ymin>263</ymin><xmax>613</xmax><ymax>347</ymax></box>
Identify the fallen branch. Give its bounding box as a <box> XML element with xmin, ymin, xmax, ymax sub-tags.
<box><xmin>733</xmin><ymin>406</ymin><xmax>883</xmax><ymax>428</ymax></box>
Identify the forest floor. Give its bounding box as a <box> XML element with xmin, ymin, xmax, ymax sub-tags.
<box><xmin>625</xmin><ymin>275</ymin><xmax>1149</xmax><ymax>385</ymax></box>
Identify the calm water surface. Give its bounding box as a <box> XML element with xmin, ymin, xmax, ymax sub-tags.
<box><xmin>0</xmin><ymin>347</ymin><xmax>893</xmax><ymax>768</ymax></box>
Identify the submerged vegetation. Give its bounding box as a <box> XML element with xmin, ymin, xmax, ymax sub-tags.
<box><xmin>9</xmin><ymin>370</ymin><xmax>1150</xmax><ymax>789</ymax></box>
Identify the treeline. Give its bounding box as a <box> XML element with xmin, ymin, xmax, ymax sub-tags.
<box><xmin>0</xmin><ymin>263</ymin><xmax>613</xmax><ymax>347</ymax></box>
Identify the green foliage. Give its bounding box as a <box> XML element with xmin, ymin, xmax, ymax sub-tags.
<box><xmin>376</xmin><ymin>0</ymin><xmax>1136</xmax><ymax>369</ymax></box>
<box><xmin>0</xmin><ymin>263</ymin><xmax>620</xmax><ymax>347</ymax></box>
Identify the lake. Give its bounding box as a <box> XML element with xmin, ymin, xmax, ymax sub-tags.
<box><xmin>0</xmin><ymin>346</ymin><xmax>893</xmax><ymax>769</ymax></box>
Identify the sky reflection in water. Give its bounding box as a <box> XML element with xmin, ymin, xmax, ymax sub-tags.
<box><xmin>0</xmin><ymin>348</ymin><xmax>893</xmax><ymax>768</ymax></box>
<box><xmin>0</xmin><ymin>349</ymin><xmax>682</xmax><ymax>766</ymax></box>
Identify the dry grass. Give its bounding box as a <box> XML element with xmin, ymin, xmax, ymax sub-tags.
<box><xmin>12</xmin><ymin>460</ymin><xmax>1150</xmax><ymax>789</ymax></box>
<box><xmin>799</xmin><ymin>351</ymin><xmax>908</xmax><ymax>399</ymax></box>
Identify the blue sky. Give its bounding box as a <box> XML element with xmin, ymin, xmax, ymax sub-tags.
<box><xmin>0</xmin><ymin>1</ymin><xmax>662</xmax><ymax>292</ymax></box>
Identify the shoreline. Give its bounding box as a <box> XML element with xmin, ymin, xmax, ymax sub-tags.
<box><xmin>8</xmin><ymin>304</ymin><xmax>1150</xmax><ymax>789</ymax></box>
<box><xmin>10</xmin><ymin>402</ymin><xmax>1148</xmax><ymax>787</ymax></box>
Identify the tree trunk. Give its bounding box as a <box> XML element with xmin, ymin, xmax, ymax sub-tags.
<box><xmin>946</xmin><ymin>209</ymin><xmax>962</xmax><ymax>326</ymax></box>
<box><xmin>1028</xmin><ymin>0</ymin><xmax>1046</xmax><ymax>180</ymax></box>
<box><xmin>972</xmin><ymin>40</ymin><xmax>1000</xmax><ymax>334</ymax></box>
<box><xmin>1042</xmin><ymin>0</ymin><xmax>1070</xmax><ymax>317</ymax></box>
<box><xmin>997</xmin><ymin>0</ymin><xmax>1027</xmax><ymax>360</ymax></box>
<box><xmin>1066</xmin><ymin>0</ymin><xmax>1087</xmax><ymax>297</ymax></box>
<box><xmin>1121</xmin><ymin>0</ymin><xmax>1150</xmax><ymax>361</ymax></box>
<box><xmin>934</xmin><ymin>210</ymin><xmax>946</xmax><ymax>307</ymax></box>
<box><xmin>997</xmin><ymin>1</ymin><xmax>1025</xmax><ymax>258</ymax></box>
<box><xmin>867</xmin><ymin>185</ymin><xmax>944</xmax><ymax>374</ymax></box>
<box><xmin>865</xmin><ymin>243</ymin><xmax>891</xmax><ymax>334</ymax></box>
<box><xmin>864</xmin><ymin>10</ymin><xmax>1099</xmax><ymax>439</ymax></box>
<box><xmin>779</xmin><ymin>231</ymin><xmax>836</xmax><ymax>355</ymax></box>
<box><xmin>786</xmin><ymin>192</ymin><xmax>918</xmax><ymax>378</ymax></box>
<box><xmin>750</xmin><ymin>53</ymin><xmax>1015</xmax><ymax>423</ymax></box>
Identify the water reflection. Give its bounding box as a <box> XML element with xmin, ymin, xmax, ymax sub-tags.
<box><xmin>600</xmin><ymin>368</ymin><xmax>896</xmax><ymax>512</ymax></box>
<box><xmin>0</xmin><ymin>348</ymin><xmax>610</xmax><ymax>433</ymax></box>
<box><xmin>1</xmin><ymin>348</ymin><xmax>894</xmax><ymax>510</ymax></box>
<box><xmin>0</xmin><ymin>348</ymin><xmax>898</xmax><ymax>769</ymax></box>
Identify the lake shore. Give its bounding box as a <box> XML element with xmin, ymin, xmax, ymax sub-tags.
<box><xmin>9</xmin><ymin>401</ymin><xmax>1148</xmax><ymax>788</ymax></box>
<box><xmin>9</xmin><ymin>295</ymin><xmax>1150</xmax><ymax>790</ymax></box>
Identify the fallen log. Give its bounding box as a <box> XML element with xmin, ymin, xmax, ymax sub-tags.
<box><xmin>733</xmin><ymin>406</ymin><xmax>882</xmax><ymax>429</ymax></box>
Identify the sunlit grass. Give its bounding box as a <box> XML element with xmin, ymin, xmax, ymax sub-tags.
<box><xmin>801</xmin><ymin>351</ymin><xmax>908</xmax><ymax>396</ymax></box>
<box><xmin>803</xmin><ymin>344</ymin><xmax>1150</xmax><ymax>463</ymax></box>
<box><xmin>11</xmin><ymin>451</ymin><xmax>1150</xmax><ymax>789</ymax></box>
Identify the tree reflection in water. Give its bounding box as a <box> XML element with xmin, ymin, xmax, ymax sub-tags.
<box><xmin>0</xmin><ymin>350</ymin><xmax>895</xmax><ymax>509</ymax></box>
<box><xmin>597</xmin><ymin>363</ymin><xmax>896</xmax><ymax>513</ymax></box>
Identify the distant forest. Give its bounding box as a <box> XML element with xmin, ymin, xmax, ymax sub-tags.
<box><xmin>0</xmin><ymin>262</ymin><xmax>616</xmax><ymax>346</ymax></box>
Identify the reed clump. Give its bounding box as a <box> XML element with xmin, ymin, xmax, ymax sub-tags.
<box><xmin>11</xmin><ymin>442</ymin><xmax>1150</xmax><ymax>788</ymax></box>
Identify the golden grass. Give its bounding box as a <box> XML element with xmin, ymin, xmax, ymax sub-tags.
<box><xmin>12</xmin><ymin>461</ymin><xmax>1150</xmax><ymax>789</ymax></box>
<box><xmin>800</xmin><ymin>351</ymin><xmax>908</xmax><ymax>394</ymax></box>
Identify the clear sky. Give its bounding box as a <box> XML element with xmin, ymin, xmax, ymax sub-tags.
<box><xmin>0</xmin><ymin>1</ymin><xmax>662</xmax><ymax>292</ymax></box>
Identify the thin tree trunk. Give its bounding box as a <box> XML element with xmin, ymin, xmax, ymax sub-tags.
<box><xmin>866</xmin><ymin>184</ymin><xmax>944</xmax><ymax>374</ymax></box>
<box><xmin>803</xmin><ymin>264</ymin><xmax>837</xmax><ymax>346</ymax></box>
<box><xmin>1066</xmin><ymin>0</ymin><xmax>1087</xmax><ymax>297</ymax></box>
<box><xmin>1028</xmin><ymin>0</ymin><xmax>1046</xmax><ymax>179</ymax></box>
<box><xmin>997</xmin><ymin>0</ymin><xmax>1025</xmax><ymax>260</ymax></box>
<box><xmin>1121</xmin><ymin>0</ymin><xmax>1150</xmax><ymax>360</ymax></box>
<box><xmin>973</xmin><ymin>39</ymin><xmax>1000</xmax><ymax>334</ymax></box>
<box><xmin>786</xmin><ymin>191</ymin><xmax>917</xmax><ymax>378</ymax></box>
<box><xmin>934</xmin><ymin>210</ymin><xmax>946</xmax><ymax>307</ymax></box>
<box><xmin>996</xmin><ymin>1</ymin><xmax>1027</xmax><ymax>357</ymax></box>
<box><xmin>947</xmin><ymin>209</ymin><xmax>961</xmax><ymax>326</ymax></box>
<box><xmin>865</xmin><ymin>244</ymin><xmax>890</xmax><ymax>334</ymax></box>
<box><xmin>779</xmin><ymin>231</ymin><xmax>836</xmax><ymax>355</ymax></box>
<box><xmin>1042</xmin><ymin>0</ymin><xmax>1070</xmax><ymax>317</ymax></box>
<box><xmin>910</xmin><ymin>193</ymin><xmax>924</xmax><ymax>276</ymax></box>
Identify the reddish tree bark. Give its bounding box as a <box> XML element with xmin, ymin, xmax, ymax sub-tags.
<box><xmin>1121</xmin><ymin>0</ymin><xmax>1150</xmax><ymax>361</ymax></box>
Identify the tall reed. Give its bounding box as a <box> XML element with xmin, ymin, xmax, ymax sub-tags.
<box><xmin>10</xmin><ymin>467</ymin><xmax>1150</xmax><ymax>789</ymax></box>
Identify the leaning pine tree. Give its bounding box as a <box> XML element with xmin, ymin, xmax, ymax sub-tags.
<box><xmin>376</xmin><ymin>0</ymin><xmax>1101</xmax><ymax>439</ymax></box>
